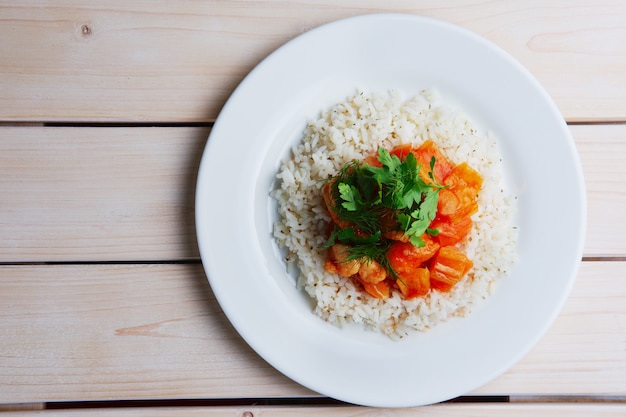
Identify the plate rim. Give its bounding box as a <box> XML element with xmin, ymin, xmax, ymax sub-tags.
<box><xmin>195</xmin><ymin>13</ymin><xmax>587</xmax><ymax>407</ymax></box>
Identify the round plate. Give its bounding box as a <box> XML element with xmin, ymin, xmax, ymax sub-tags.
<box><xmin>195</xmin><ymin>14</ymin><xmax>586</xmax><ymax>407</ymax></box>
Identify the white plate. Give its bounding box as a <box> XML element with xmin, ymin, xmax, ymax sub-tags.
<box><xmin>195</xmin><ymin>14</ymin><xmax>586</xmax><ymax>407</ymax></box>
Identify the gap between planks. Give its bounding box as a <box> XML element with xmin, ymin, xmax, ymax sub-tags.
<box><xmin>0</xmin><ymin>256</ymin><xmax>622</xmax><ymax>267</ymax></box>
<box><xmin>2</xmin><ymin>394</ymin><xmax>626</xmax><ymax>412</ymax></box>
<box><xmin>0</xmin><ymin>120</ymin><xmax>624</xmax><ymax>128</ymax></box>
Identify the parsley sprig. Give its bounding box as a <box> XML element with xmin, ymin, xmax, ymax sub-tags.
<box><xmin>321</xmin><ymin>147</ymin><xmax>444</xmax><ymax>273</ymax></box>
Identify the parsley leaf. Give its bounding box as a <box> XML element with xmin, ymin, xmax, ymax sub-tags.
<box><xmin>338</xmin><ymin>182</ymin><xmax>359</xmax><ymax>211</ymax></box>
<box><xmin>398</xmin><ymin>189</ymin><xmax>440</xmax><ymax>247</ymax></box>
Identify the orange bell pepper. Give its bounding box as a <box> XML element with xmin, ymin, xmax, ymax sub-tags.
<box><xmin>436</xmin><ymin>162</ymin><xmax>483</xmax><ymax>224</ymax></box>
<box><xmin>395</xmin><ymin>267</ymin><xmax>431</xmax><ymax>299</ymax></box>
<box><xmin>429</xmin><ymin>246</ymin><xmax>473</xmax><ymax>292</ymax></box>
<box><xmin>386</xmin><ymin>236</ymin><xmax>440</xmax><ymax>275</ymax></box>
<box><xmin>413</xmin><ymin>140</ymin><xmax>454</xmax><ymax>184</ymax></box>
<box><xmin>430</xmin><ymin>216</ymin><xmax>473</xmax><ymax>247</ymax></box>
<box><xmin>444</xmin><ymin>162</ymin><xmax>483</xmax><ymax>194</ymax></box>
<box><xmin>436</xmin><ymin>188</ymin><xmax>461</xmax><ymax>217</ymax></box>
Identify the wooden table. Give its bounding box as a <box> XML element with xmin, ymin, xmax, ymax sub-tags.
<box><xmin>1</xmin><ymin>2</ymin><xmax>625</xmax><ymax>415</ymax></box>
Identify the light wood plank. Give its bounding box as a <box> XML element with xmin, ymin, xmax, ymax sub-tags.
<box><xmin>573</xmin><ymin>125</ymin><xmax>626</xmax><ymax>257</ymax></box>
<box><xmin>0</xmin><ymin>264</ymin><xmax>311</xmax><ymax>403</ymax></box>
<box><xmin>0</xmin><ymin>124</ymin><xmax>624</xmax><ymax>262</ymax></box>
<box><xmin>1</xmin><ymin>404</ymin><xmax>626</xmax><ymax>417</ymax></box>
<box><xmin>478</xmin><ymin>261</ymin><xmax>626</xmax><ymax>396</ymax></box>
<box><xmin>0</xmin><ymin>262</ymin><xmax>623</xmax><ymax>403</ymax></box>
<box><xmin>0</xmin><ymin>1</ymin><xmax>625</xmax><ymax>122</ymax></box>
<box><xmin>0</xmin><ymin>127</ymin><xmax>207</xmax><ymax>262</ymax></box>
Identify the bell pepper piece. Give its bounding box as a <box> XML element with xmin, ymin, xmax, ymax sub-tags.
<box><xmin>429</xmin><ymin>246</ymin><xmax>473</xmax><ymax>292</ymax></box>
<box><xmin>387</xmin><ymin>236</ymin><xmax>440</xmax><ymax>275</ymax></box>
<box><xmin>413</xmin><ymin>140</ymin><xmax>454</xmax><ymax>184</ymax></box>
<box><xmin>430</xmin><ymin>216</ymin><xmax>473</xmax><ymax>247</ymax></box>
<box><xmin>395</xmin><ymin>267</ymin><xmax>431</xmax><ymax>299</ymax></box>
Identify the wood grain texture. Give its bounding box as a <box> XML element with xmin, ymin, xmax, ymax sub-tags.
<box><xmin>477</xmin><ymin>261</ymin><xmax>626</xmax><ymax>396</ymax></box>
<box><xmin>1</xmin><ymin>404</ymin><xmax>626</xmax><ymax>417</ymax></box>
<box><xmin>1</xmin><ymin>0</ymin><xmax>625</xmax><ymax>412</ymax></box>
<box><xmin>1</xmin><ymin>124</ymin><xmax>624</xmax><ymax>262</ymax></box>
<box><xmin>0</xmin><ymin>127</ymin><xmax>208</xmax><ymax>262</ymax></box>
<box><xmin>0</xmin><ymin>1</ymin><xmax>625</xmax><ymax>122</ymax></box>
<box><xmin>0</xmin><ymin>262</ymin><xmax>624</xmax><ymax>403</ymax></box>
<box><xmin>0</xmin><ymin>264</ymin><xmax>313</xmax><ymax>403</ymax></box>
<box><xmin>574</xmin><ymin>125</ymin><xmax>626</xmax><ymax>257</ymax></box>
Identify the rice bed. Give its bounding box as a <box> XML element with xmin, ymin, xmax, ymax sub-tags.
<box><xmin>273</xmin><ymin>89</ymin><xmax>517</xmax><ymax>338</ymax></box>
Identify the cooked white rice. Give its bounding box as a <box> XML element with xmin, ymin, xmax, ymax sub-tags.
<box><xmin>272</xmin><ymin>89</ymin><xmax>517</xmax><ymax>338</ymax></box>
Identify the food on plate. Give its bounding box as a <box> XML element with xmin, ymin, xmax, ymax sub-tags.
<box><xmin>273</xmin><ymin>89</ymin><xmax>517</xmax><ymax>338</ymax></box>
<box><xmin>321</xmin><ymin>141</ymin><xmax>481</xmax><ymax>300</ymax></box>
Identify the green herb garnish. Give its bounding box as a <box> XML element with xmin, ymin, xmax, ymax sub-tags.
<box><xmin>321</xmin><ymin>147</ymin><xmax>444</xmax><ymax>273</ymax></box>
